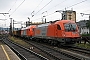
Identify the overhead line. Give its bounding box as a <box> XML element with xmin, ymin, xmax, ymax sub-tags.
<box><xmin>47</xmin><ymin>0</ymin><xmax>88</xmax><ymax>18</ymax></box>
<box><xmin>32</xmin><ymin>12</ymin><xmax>55</xmax><ymax>21</ymax></box>
<box><xmin>10</xmin><ymin>0</ymin><xmax>25</xmax><ymax>16</ymax></box>
<box><xmin>31</xmin><ymin>0</ymin><xmax>43</xmax><ymax>17</ymax></box>
<box><xmin>35</xmin><ymin>0</ymin><xmax>53</xmax><ymax>15</ymax></box>
<box><xmin>32</xmin><ymin>0</ymin><xmax>88</xmax><ymax>21</ymax></box>
<box><xmin>66</xmin><ymin>0</ymin><xmax>87</xmax><ymax>9</ymax></box>
<box><xmin>33</xmin><ymin>0</ymin><xmax>44</xmax><ymax>11</ymax></box>
<box><xmin>46</xmin><ymin>0</ymin><xmax>67</xmax><ymax>11</ymax></box>
<box><xmin>31</xmin><ymin>0</ymin><xmax>67</xmax><ymax>21</ymax></box>
<box><xmin>8</xmin><ymin>0</ymin><xmax>17</xmax><ymax>12</ymax></box>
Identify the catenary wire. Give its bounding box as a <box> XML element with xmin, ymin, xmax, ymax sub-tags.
<box><xmin>66</xmin><ymin>0</ymin><xmax>87</xmax><ymax>9</ymax></box>
<box><xmin>31</xmin><ymin>0</ymin><xmax>44</xmax><ymax>17</ymax></box>
<box><xmin>31</xmin><ymin>0</ymin><xmax>88</xmax><ymax>21</ymax></box>
<box><xmin>34</xmin><ymin>0</ymin><xmax>53</xmax><ymax>15</ymax></box>
<box><xmin>33</xmin><ymin>0</ymin><xmax>44</xmax><ymax>12</ymax></box>
<box><xmin>10</xmin><ymin>0</ymin><xmax>25</xmax><ymax>16</ymax></box>
<box><xmin>46</xmin><ymin>0</ymin><xmax>67</xmax><ymax>11</ymax></box>
<box><xmin>8</xmin><ymin>0</ymin><xmax>17</xmax><ymax>12</ymax></box>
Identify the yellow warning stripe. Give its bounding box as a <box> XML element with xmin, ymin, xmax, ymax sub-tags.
<box><xmin>1</xmin><ymin>45</ymin><xmax>10</xmax><ymax>60</ymax></box>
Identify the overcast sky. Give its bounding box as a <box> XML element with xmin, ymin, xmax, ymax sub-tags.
<box><xmin>0</xmin><ymin>0</ymin><xmax>90</xmax><ymax>28</ymax></box>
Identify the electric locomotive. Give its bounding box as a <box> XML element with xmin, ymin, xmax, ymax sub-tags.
<box><xmin>33</xmin><ymin>20</ymin><xmax>80</xmax><ymax>45</ymax></box>
<box><xmin>21</xmin><ymin>25</ymin><xmax>36</xmax><ymax>39</ymax></box>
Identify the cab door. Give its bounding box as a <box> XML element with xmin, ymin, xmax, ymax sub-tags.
<box><xmin>54</xmin><ymin>24</ymin><xmax>62</xmax><ymax>38</ymax></box>
<box><xmin>54</xmin><ymin>24</ymin><xmax>58</xmax><ymax>37</ymax></box>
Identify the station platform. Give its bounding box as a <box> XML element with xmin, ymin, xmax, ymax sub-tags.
<box><xmin>0</xmin><ymin>45</ymin><xmax>20</xmax><ymax>60</ymax></box>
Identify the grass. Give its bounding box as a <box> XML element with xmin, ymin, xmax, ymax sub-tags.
<box><xmin>9</xmin><ymin>35</ymin><xmax>90</xmax><ymax>50</ymax></box>
<box><xmin>8</xmin><ymin>35</ymin><xmax>30</xmax><ymax>48</ymax></box>
<box><xmin>75</xmin><ymin>43</ymin><xmax>90</xmax><ymax>49</ymax></box>
<box><xmin>81</xmin><ymin>34</ymin><xmax>90</xmax><ymax>36</ymax></box>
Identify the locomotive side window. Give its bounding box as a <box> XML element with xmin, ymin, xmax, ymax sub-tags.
<box><xmin>57</xmin><ymin>24</ymin><xmax>61</xmax><ymax>30</ymax></box>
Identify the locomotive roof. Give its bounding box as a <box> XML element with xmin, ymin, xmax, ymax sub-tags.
<box><xmin>36</xmin><ymin>23</ymin><xmax>49</xmax><ymax>27</ymax></box>
<box><xmin>26</xmin><ymin>26</ymin><xmax>31</xmax><ymax>29</ymax></box>
<box><xmin>21</xmin><ymin>25</ymin><xmax>36</xmax><ymax>30</ymax></box>
<box><xmin>49</xmin><ymin>20</ymin><xmax>75</xmax><ymax>23</ymax></box>
<box><xmin>21</xmin><ymin>27</ymin><xmax>26</xmax><ymax>30</ymax></box>
<box><xmin>55</xmin><ymin>20</ymin><xmax>75</xmax><ymax>24</ymax></box>
<box><xmin>36</xmin><ymin>20</ymin><xmax>75</xmax><ymax>27</ymax></box>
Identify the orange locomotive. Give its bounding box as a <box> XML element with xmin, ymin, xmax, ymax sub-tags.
<box><xmin>20</xmin><ymin>25</ymin><xmax>36</xmax><ymax>39</ymax></box>
<box><xmin>33</xmin><ymin>20</ymin><xmax>80</xmax><ymax>45</ymax></box>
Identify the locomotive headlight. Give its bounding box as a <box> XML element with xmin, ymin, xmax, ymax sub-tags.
<box><xmin>63</xmin><ymin>34</ymin><xmax>65</xmax><ymax>37</ymax></box>
<box><xmin>62</xmin><ymin>34</ymin><xmax>66</xmax><ymax>37</ymax></box>
<box><xmin>62</xmin><ymin>31</ymin><xmax>66</xmax><ymax>37</ymax></box>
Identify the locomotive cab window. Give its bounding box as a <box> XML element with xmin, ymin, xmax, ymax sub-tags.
<box><xmin>29</xmin><ymin>29</ymin><xmax>30</xmax><ymax>31</ymax></box>
<box><xmin>57</xmin><ymin>24</ymin><xmax>61</xmax><ymax>30</ymax></box>
<box><xmin>32</xmin><ymin>28</ymin><xmax>34</xmax><ymax>31</ymax></box>
<box><xmin>64</xmin><ymin>23</ymin><xmax>76</xmax><ymax>31</ymax></box>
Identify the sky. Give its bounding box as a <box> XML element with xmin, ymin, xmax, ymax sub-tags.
<box><xmin>0</xmin><ymin>0</ymin><xmax>90</xmax><ymax>28</ymax></box>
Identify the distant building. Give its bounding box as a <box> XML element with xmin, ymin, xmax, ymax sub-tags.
<box><xmin>76</xmin><ymin>20</ymin><xmax>89</xmax><ymax>34</ymax></box>
<box><xmin>62</xmin><ymin>10</ymin><xmax>76</xmax><ymax>22</ymax></box>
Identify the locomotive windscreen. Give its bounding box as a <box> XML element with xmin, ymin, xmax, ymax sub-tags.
<box><xmin>64</xmin><ymin>23</ymin><xmax>76</xmax><ymax>31</ymax></box>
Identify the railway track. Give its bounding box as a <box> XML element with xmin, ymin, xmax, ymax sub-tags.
<box><xmin>2</xmin><ymin>36</ymin><xmax>48</xmax><ymax>60</ymax></box>
<box><xmin>0</xmin><ymin>37</ymin><xmax>5</xmax><ymax>45</ymax></box>
<box><xmin>24</xmin><ymin>38</ymin><xmax>90</xmax><ymax>60</ymax></box>
<box><xmin>64</xmin><ymin>46</ymin><xmax>90</xmax><ymax>58</ymax></box>
<box><xmin>4</xmin><ymin>35</ymin><xmax>90</xmax><ymax>60</ymax></box>
<box><xmin>24</xmin><ymin>40</ymin><xmax>82</xmax><ymax>60</ymax></box>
